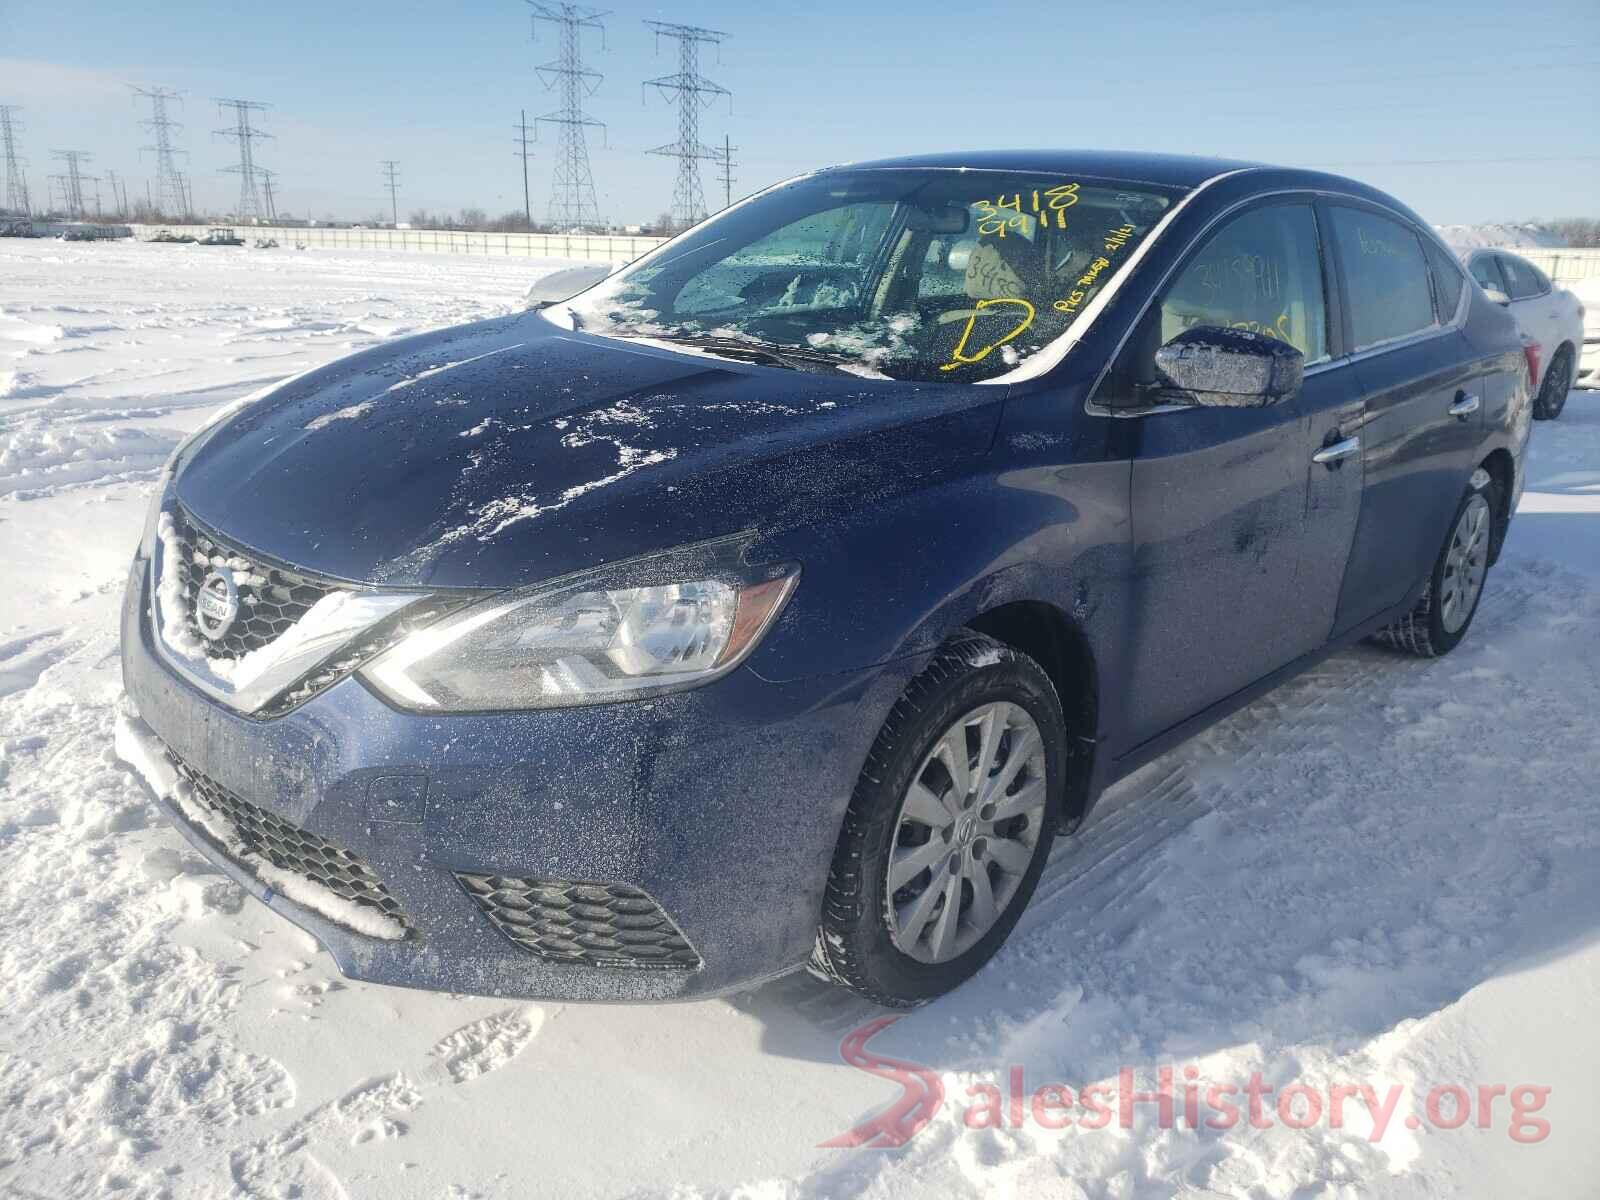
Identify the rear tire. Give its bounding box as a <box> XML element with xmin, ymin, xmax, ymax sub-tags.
<box><xmin>1532</xmin><ymin>345</ymin><xmax>1573</xmax><ymax>420</ymax></box>
<box><xmin>1374</xmin><ymin>472</ymin><xmax>1501</xmax><ymax>658</ymax></box>
<box><xmin>810</xmin><ymin>630</ymin><xmax>1065</xmax><ymax>1007</ymax></box>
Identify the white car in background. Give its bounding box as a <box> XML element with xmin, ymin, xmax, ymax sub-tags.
<box><xmin>1571</xmin><ymin>277</ymin><xmax>1600</xmax><ymax>391</ymax></box>
<box><xmin>1456</xmin><ymin>247</ymin><xmax>1585</xmax><ymax>419</ymax></box>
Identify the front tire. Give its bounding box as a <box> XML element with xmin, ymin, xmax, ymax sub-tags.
<box><xmin>1374</xmin><ymin>473</ymin><xmax>1500</xmax><ymax>658</ymax></box>
<box><xmin>810</xmin><ymin>631</ymin><xmax>1065</xmax><ymax>1007</ymax></box>
<box><xmin>1533</xmin><ymin>345</ymin><xmax>1573</xmax><ymax>420</ymax></box>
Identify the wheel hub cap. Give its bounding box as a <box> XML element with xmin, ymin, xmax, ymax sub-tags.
<box><xmin>885</xmin><ymin>701</ymin><xmax>1049</xmax><ymax>964</ymax></box>
<box><xmin>1439</xmin><ymin>493</ymin><xmax>1490</xmax><ymax>634</ymax></box>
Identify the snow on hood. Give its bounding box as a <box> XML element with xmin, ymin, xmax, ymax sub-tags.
<box><xmin>172</xmin><ymin>310</ymin><xmax>999</xmax><ymax>589</ymax></box>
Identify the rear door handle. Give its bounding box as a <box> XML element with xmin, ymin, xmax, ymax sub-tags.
<box><xmin>1312</xmin><ymin>435</ymin><xmax>1360</xmax><ymax>466</ymax></box>
<box><xmin>1449</xmin><ymin>392</ymin><xmax>1481</xmax><ymax>417</ymax></box>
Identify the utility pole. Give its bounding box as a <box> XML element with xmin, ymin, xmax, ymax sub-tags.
<box><xmin>527</xmin><ymin>2</ymin><xmax>607</xmax><ymax>231</ymax></box>
<box><xmin>715</xmin><ymin>132</ymin><xmax>737</xmax><ymax>211</ymax></box>
<box><xmin>643</xmin><ymin>21</ymin><xmax>730</xmax><ymax>230</ymax></box>
<box><xmin>131</xmin><ymin>86</ymin><xmax>187</xmax><ymax>218</ymax></box>
<box><xmin>514</xmin><ymin>108</ymin><xmax>534</xmax><ymax>228</ymax></box>
<box><xmin>380</xmin><ymin>160</ymin><xmax>401</xmax><ymax>226</ymax></box>
<box><xmin>1</xmin><ymin>105</ymin><xmax>31</xmax><ymax>216</ymax></box>
<box><xmin>214</xmin><ymin>99</ymin><xmax>272</xmax><ymax>222</ymax></box>
<box><xmin>50</xmin><ymin>150</ymin><xmax>92</xmax><ymax>217</ymax></box>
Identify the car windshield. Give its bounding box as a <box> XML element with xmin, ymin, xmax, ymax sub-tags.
<box><xmin>560</xmin><ymin>169</ymin><xmax>1182</xmax><ymax>383</ymax></box>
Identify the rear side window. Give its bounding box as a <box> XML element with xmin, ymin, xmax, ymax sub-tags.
<box><xmin>1498</xmin><ymin>254</ymin><xmax>1546</xmax><ymax>300</ymax></box>
<box><xmin>1424</xmin><ymin>241</ymin><xmax>1465</xmax><ymax>321</ymax></box>
<box><xmin>1157</xmin><ymin>203</ymin><xmax>1329</xmax><ymax>363</ymax></box>
<box><xmin>1329</xmin><ymin>206</ymin><xmax>1438</xmax><ymax>351</ymax></box>
<box><xmin>1468</xmin><ymin>254</ymin><xmax>1504</xmax><ymax>293</ymax></box>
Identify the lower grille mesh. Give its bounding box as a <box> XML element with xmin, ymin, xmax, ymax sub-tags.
<box><xmin>457</xmin><ymin>873</ymin><xmax>699</xmax><ymax>969</ymax></box>
<box><xmin>171</xmin><ymin>754</ymin><xmax>414</xmax><ymax>935</ymax></box>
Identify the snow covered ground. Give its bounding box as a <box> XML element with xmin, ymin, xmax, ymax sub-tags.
<box><xmin>2</xmin><ymin>238</ymin><xmax>1597</xmax><ymax>1200</ymax></box>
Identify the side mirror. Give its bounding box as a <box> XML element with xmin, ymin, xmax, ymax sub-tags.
<box><xmin>1482</xmin><ymin>286</ymin><xmax>1511</xmax><ymax>306</ymax></box>
<box><xmin>1153</xmin><ymin>326</ymin><xmax>1305</xmax><ymax>408</ymax></box>
<box><xmin>524</xmin><ymin>263</ymin><xmax>614</xmax><ymax>309</ymax></box>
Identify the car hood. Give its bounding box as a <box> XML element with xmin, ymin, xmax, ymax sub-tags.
<box><xmin>174</xmin><ymin>311</ymin><xmax>1002</xmax><ymax>588</ymax></box>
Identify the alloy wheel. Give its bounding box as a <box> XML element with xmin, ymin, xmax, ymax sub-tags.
<box><xmin>1440</xmin><ymin>493</ymin><xmax>1491</xmax><ymax>633</ymax></box>
<box><xmin>885</xmin><ymin>702</ymin><xmax>1048</xmax><ymax>964</ymax></box>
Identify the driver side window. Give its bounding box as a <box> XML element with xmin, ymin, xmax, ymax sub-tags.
<box><xmin>1158</xmin><ymin>203</ymin><xmax>1329</xmax><ymax>364</ymax></box>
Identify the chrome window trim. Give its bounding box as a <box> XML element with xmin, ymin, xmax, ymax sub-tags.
<box><xmin>1083</xmin><ymin>186</ymin><xmax>1470</xmax><ymax>420</ymax></box>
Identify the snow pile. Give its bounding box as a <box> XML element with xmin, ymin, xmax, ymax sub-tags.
<box><xmin>0</xmin><ymin>422</ymin><xmax>179</xmax><ymax>498</ymax></box>
<box><xmin>1436</xmin><ymin>222</ymin><xmax>1568</xmax><ymax>249</ymax></box>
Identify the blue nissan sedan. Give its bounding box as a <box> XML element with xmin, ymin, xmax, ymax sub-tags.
<box><xmin>117</xmin><ymin>151</ymin><xmax>1531</xmax><ymax>1007</ymax></box>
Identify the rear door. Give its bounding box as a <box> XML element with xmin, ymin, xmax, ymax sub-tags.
<box><xmin>1326</xmin><ymin>204</ymin><xmax>1483</xmax><ymax>632</ymax></box>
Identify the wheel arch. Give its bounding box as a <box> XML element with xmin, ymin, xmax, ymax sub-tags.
<box><xmin>965</xmin><ymin>599</ymin><xmax>1099</xmax><ymax>827</ymax></box>
<box><xmin>1478</xmin><ymin>446</ymin><xmax>1515</xmax><ymax>564</ymax></box>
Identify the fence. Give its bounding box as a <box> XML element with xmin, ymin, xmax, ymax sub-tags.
<box><xmin>128</xmin><ymin>223</ymin><xmax>667</xmax><ymax>265</ymax></box>
<box><xmin>1505</xmin><ymin>247</ymin><xmax>1600</xmax><ymax>284</ymax></box>
<box><xmin>124</xmin><ymin>223</ymin><xmax>1600</xmax><ymax>283</ymax></box>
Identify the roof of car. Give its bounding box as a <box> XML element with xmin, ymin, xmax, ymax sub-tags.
<box><xmin>821</xmin><ymin>150</ymin><xmax>1433</xmax><ymax>234</ymax></box>
<box><xmin>828</xmin><ymin>149</ymin><xmax>1269</xmax><ymax>189</ymax></box>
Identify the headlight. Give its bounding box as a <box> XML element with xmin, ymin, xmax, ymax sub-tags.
<box><xmin>359</xmin><ymin>561</ymin><xmax>797</xmax><ymax>712</ymax></box>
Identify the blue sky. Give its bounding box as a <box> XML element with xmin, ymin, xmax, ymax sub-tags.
<box><xmin>2</xmin><ymin>0</ymin><xmax>1596</xmax><ymax>225</ymax></box>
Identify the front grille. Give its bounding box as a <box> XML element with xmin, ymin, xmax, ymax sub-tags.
<box><xmin>171</xmin><ymin>754</ymin><xmax>414</xmax><ymax>935</ymax></box>
<box><xmin>166</xmin><ymin>506</ymin><xmax>338</xmax><ymax>659</ymax></box>
<box><xmin>458</xmin><ymin>873</ymin><xmax>700</xmax><ymax>969</ymax></box>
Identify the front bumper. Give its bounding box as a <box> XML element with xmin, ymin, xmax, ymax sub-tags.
<box><xmin>117</xmin><ymin>553</ymin><xmax>920</xmax><ymax>1001</ymax></box>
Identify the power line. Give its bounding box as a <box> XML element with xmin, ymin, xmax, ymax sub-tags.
<box><xmin>527</xmin><ymin>2</ymin><xmax>607</xmax><ymax>231</ymax></box>
<box><xmin>1321</xmin><ymin>154</ymin><xmax>1600</xmax><ymax>168</ymax></box>
<box><xmin>50</xmin><ymin>149</ymin><xmax>92</xmax><ymax>217</ymax></box>
<box><xmin>1</xmin><ymin>105</ymin><xmax>30</xmax><ymax>216</ymax></box>
<box><xmin>643</xmin><ymin>20</ymin><xmax>730</xmax><ymax>231</ymax></box>
<box><xmin>1203</xmin><ymin>56</ymin><xmax>1600</xmax><ymax>96</ymax></box>
<box><xmin>131</xmin><ymin>85</ymin><xmax>188</xmax><ymax>218</ymax></box>
<box><xmin>380</xmin><ymin>159</ymin><xmax>401</xmax><ymax>226</ymax></box>
<box><xmin>103</xmin><ymin>168</ymin><xmax>128</xmax><ymax>215</ymax></box>
<box><xmin>514</xmin><ymin>108</ymin><xmax>534</xmax><ymax>228</ymax></box>
<box><xmin>259</xmin><ymin>167</ymin><xmax>279</xmax><ymax>222</ymax></box>
<box><xmin>214</xmin><ymin>98</ymin><xmax>273</xmax><ymax>222</ymax></box>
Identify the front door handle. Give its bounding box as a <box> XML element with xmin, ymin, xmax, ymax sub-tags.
<box><xmin>1450</xmin><ymin>392</ymin><xmax>1481</xmax><ymax>417</ymax></box>
<box><xmin>1312</xmin><ymin>435</ymin><xmax>1360</xmax><ymax>466</ymax></box>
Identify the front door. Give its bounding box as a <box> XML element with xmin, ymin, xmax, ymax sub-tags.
<box><xmin>1109</xmin><ymin>200</ymin><xmax>1352</xmax><ymax>747</ymax></box>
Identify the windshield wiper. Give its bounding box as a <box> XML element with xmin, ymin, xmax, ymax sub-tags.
<box><xmin>638</xmin><ymin>332</ymin><xmax>856</xmax><ymax>374</ymax></box>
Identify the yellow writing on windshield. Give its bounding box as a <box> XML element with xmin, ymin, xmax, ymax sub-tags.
<box><xmin>975</xmin><ymin>182</ymin><xmax>1082</xmax><ymax>237</ymax></box>
<box><xmin>939</xmin><ymin>298</ymin><xmax>1037</xmax><ymax>371</ymax></box>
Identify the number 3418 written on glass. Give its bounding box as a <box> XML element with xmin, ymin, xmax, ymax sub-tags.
<box><xmin>975</xmin><ymin>183</ymin><xmax>1080</xmax><ymax>237</ymax></box>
